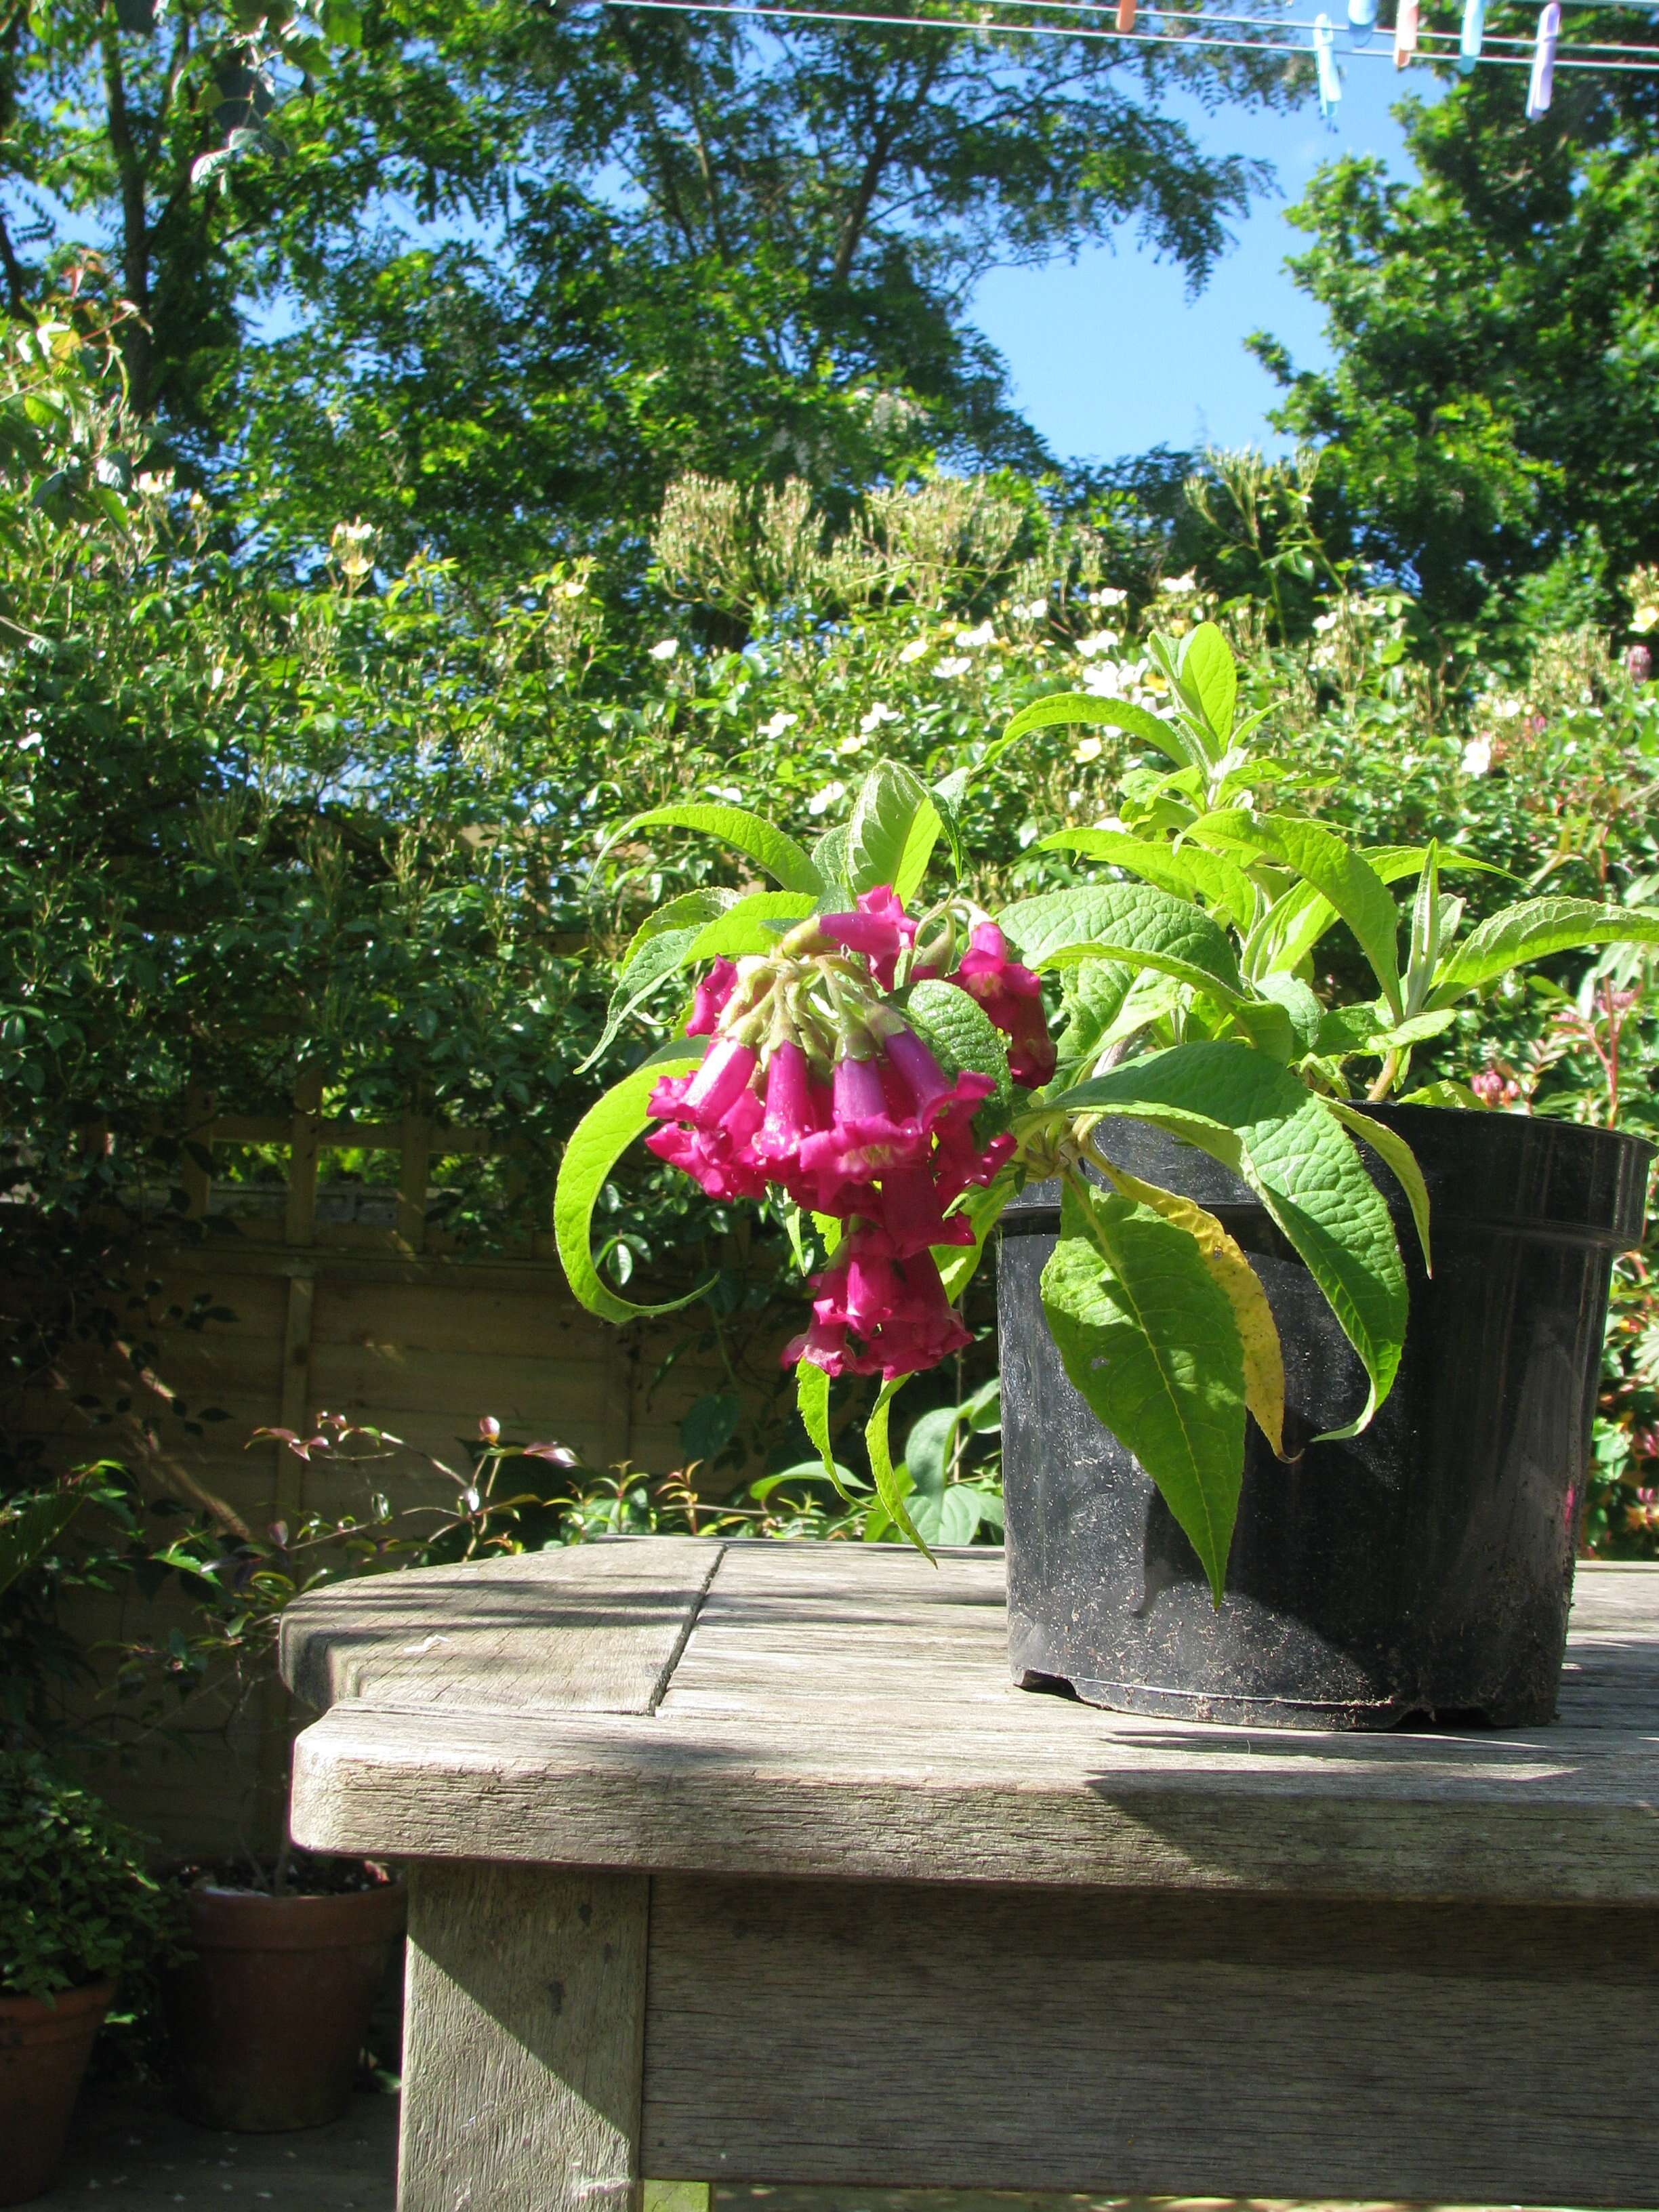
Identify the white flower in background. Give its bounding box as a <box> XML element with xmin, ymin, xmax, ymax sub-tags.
<box><xmin>933</xmin><ymin>655</ymin><xmax>972</xmax><ymax>678</ymax></box>
<box><xmin>1633</xmin><ymin>601</ymin><xmax>1659</xmax><ymax>635</ymax></box>
<box><xmin>1073</xmin><ymin>735</ymin><xmax>1104</xmax><ymax>764</ymax></box>
<box><xmin>1141</xmin><ymin>665</ymin><xmax>1170</xmax><ymax>694</ymax></box>
<box><xmin>1010</xmin><ymin>598</ymin><xmax>1049</xmax><ymax>623</ymax></box>
<box><xmin>1076</xmin><ymin>630</ymin><xmax>1121</xmax><ymax>659</ymax></box>
<box><xmin>955</xmin><ymin>620</ymin><xmax>997</xmax><ymax>650</ymax></box>
<box><xmin>1462</xmin><ymin>736</ymin><xmax>1494</xmax><ymax>778</ymax></box>
<box><xmin>1081</xmin><ymin>662</ymin><xmax>1126</xmax><ymax>699</ymax></box>
<box><xmin>1491</xmin><ymin>695</ymin><xmax>1525</xmax><ymax>722</ymax></box>
<box><xmin>807</xmin><ymin>780</ymin><xmax>847</xmax><ymax>817</ymax></box>
<box><xmin>1087</xmin><ymin>588</ymin><xmax>1128</xmax><ymax>609</ymax></box>
<box><xmin>759</xmin><ymin>710</ymin><xmax>798</xmax><ymax>739</ymax></box>
<box><xmin>1157</xmin><ymin>572</ymin><xmax>1198</xmax><ymax>597</ymax></box>
<box><xmin>838</xmin><ymin>734</ymin><xmax>868</xmax><ymax>756</ymax></box>
<box><xmin>707</xmin><ymin>784</ymin><xmax>743</xmax><ymax>802</ymax></box>
<box><xmin>1312</xmin><ymin>611</ymin><xmax>1340</xmax><ymax>634</ymax></box>
<box><xmin>898</xmin><ymin>637</ymin><xmax>930</xmax><ymax>663</ymax></box>
<box><xmin>649</xmin><ymin>638</ymin><xmax>680</xmax><ymax>661</ymax></box>
<box><xmin>560</xmin><ymin>578</ymin><xmax>587</xmax><ymax>599</ymax></box>
<box><xmin>860</xmin><ymin>702</ymin><xmax>902</xmax><ymax>734</ymax></box>
<box><xmin>135</xmin><ymin>470</ymin><xmax>175</xmax><ymax>498</ymax></box>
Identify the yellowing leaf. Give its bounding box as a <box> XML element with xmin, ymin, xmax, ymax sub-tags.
<box><xmin>1097</xmin><ymin>1162</ymin><xmax>1287</xmax><ymax>1460</ymax></box>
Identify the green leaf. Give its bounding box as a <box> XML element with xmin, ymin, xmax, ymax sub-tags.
<box><xmin>929</xmin><ymin>769</ymin><xmax>968</xmax><ymax>876</ymax></box>
<box><xmin>847</xmin><ymin>760</ymin><xmax>939</xmax><ymax>901</ymax></box>
<box><xmin>1054</xmin><ymin>960</ymin><xmax>1134</xmax><ymax>1068</ymax></box>
<box><xmin>1000</xmin><ymin>884</ymin><xmax>1244</xmax><ymax>1002</ymax></box>
<box><xmin>1176</xmin><ymin>621</ymin><xmax>1236</xmax><ymax>744</ymax></box>
<box><xmin>0</xmin><ymin>1489</ymin><xmax>85</xmax><ymax>1597</ymax></box>
<box><xmin>1315</xmin><ymin>1002</ymin><xmax>1457</xmax><ymax>1056</ymax></box>
<box><xmin>796</xmin><ymin>1361</ymin><xmax>846</xmax><ymax>1494</ymax></box>
<box><xmin>811</xmin><ymin>823</ymin><xmax>853</xmax><ymax>901</ymax></box>
<box><xmin>1254</xmin><ymin>973</ymin><xmax>1326</xmax><ymax>1057</ymax></box>
<box><xmin>867</xmin><ymin>1380</ymin><xmax>932</xmax><ymax>1559</ymax></box>
<box><xmin>554</xmin><ymin>1045</ymin><xmax>714</xmax><ymax>1326</ymax></box>
<box><xmin>1398</xmin><ymin>1079</ymin><xmax>1480</xmax><ymax>1108</ymax></box>
<box><xmin>578</xmin><ymin>927</ymin><xmax>703</xmax><ymax>1073</ymax></box>
<box><xmin>1065</xmin><ymin>1042</ymin><xmax>1408</xmax><ymax>1435</ymax></box>
<box><xmin>1042</xmin><ymin>1179</ymin><xmax>1244</xmax><ymax>1602</ymax></box>
<box><xmin>620</xmin><ymin>888</ymin><xmax>740</xmax><ymax>975</ymax></box>
<box><xmin>1227</xmin><ymin>997</ymin><xmax>1298</xmax><ymax>1063</ymax></box>
<box><xmin>1427</xmin><ymin>899</ymin><xmax>1659</xmax><ymax>1008</ymax></box>
<box><xmin>904</xmin><ymin>1407</ymin><xmax>958</xmax><ymax>1497</ymax></box>
<box><xmin>935</xmin><ymin>1173</ymin><xmax>1015</xmax><ymax>1301</ymax></box>
<box><xmin>937</xmin><ymin>1488</ymin><xmax>984</xmax><ymax>1545</ymax></box>
<box><xmin>1194</xmin><ymin>813</ymin><xmax>1403</xmax><ymax>1017</ymax></box>
<box><xmin>686</xmin><ymin>889</ymin><xmax>816</xmax><ymax>961</ymax></box>
<box><xmin>1039</xmin><ymin>829</ymin><xmax>1254</xmax><ymax>927</ymax></box>
<box><xmin>1327</xmin><ymin>1102</ymin><xmax>1432</xmax><ymax>1275</ymax></box>
<box><xmin>1094</xmin><ymin>1162</ymin><xmax>1286</xmax><ymax>1459</ymax></box>
<box><xmin>903</xmin><ymin>977</ymin><xmax>1014</xmax><ymax>1124</ymax></box>
<box><xmin>984</xmin><ymin>692</ymin><xmax>1204</xmax><ymax>779</ymax></box>
<box><xmin>1242</xmin><ymin>846</ymin><xmax>1501</xmax><ymax>985</ymax></box>
<box><xmin>607</xmin><ymin>804</ymin><xmax>822</xmax><ymax>895</ymax></box>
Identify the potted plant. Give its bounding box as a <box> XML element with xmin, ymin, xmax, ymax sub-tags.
<box><xmin>554</xmin><ymin>621</ymin><xmax>1658</xmax><ymax>1727</ymax></box>
<box><xmin>131</xmin><ymin>1410</ymin><xmax>599</xmax><ymax>2131</ymax></box>
<box><xmin>0</xmin><ymin>1752</ymin><xmax>180</xmax><ymax>2205</ymax></box>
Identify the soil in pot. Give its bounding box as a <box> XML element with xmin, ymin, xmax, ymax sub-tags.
<box><xmin>998</xmin><ymin>1105</ymin><xmax>1654</xmax><ymax>1729</ymax></box>
<box><xmin>0</xmin><ymin>1978</ymin><xmax>114</xmax><ymax>2205</ymax></box>
<box><xmin>163</xmin><ymin>1860</ymin><xmax>405</xmax><ymax>2132</ymax></box>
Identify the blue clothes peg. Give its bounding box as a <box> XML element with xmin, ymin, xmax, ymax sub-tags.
<box><xmin>1314</xmin><ymin>12</ymin><xmax>1342</xmax><ymax>113</ymax></box>
<box><xmin>1526</xmin><ymin>0</ymin><xmax>1561</xmax><ymax>115</ymax></box>
<box><xmin>1347</xmin><ymin>0</ymin><xmax>1376</xmax><ymax>45</ymax></box>
<box><xmin>1459</xmin><ymin>0</ymin><xmax>1483</xmax><ymax>73</ymax></box>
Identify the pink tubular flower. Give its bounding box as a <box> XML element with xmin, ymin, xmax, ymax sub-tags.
<box><xmin>861</xmin><ymin>1163</ymin><xmax>975</xmax><ymax>1258</ymax></box>
<box><xmin>645</xmin><ymin>1087</ymin><xmax>766</xmax><ymax>1200</ymax></box>
<box><xmin>753</xmin><ymin>1041</ymin><xmax>829</xmax><ymax>1179</ymax></box>
<box><xmin>687</xmin><ymin>957</ymin><xmax>739</xmax><ymax>1038</ymax></box>
<box><xmin>821</xmin><ymin>886</ymin><xmax>917</xmax><ymax>989</ymax></box>
<box><xmin>882</xmin><ymin>1026</ymin><xmax>996</xmax><ymax>1129</ymax></box>
<box><xmin>952</xmin><ymin>924</ymin><xmax>1056</xmax><ymax>1089</ymax></box>
<box><xmin>649</xmin><ymin>1036</ymin><xmax>758</xmax><ymax>1130</ymax></box>
<box><xmin>787</xmin><ymin>1237</ymin><xmax>971</xmax><ymax>1379</ymax></box>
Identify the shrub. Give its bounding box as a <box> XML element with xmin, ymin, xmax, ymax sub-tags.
<box><xmin>0</xmin><ymin>1753</ymin><xmax>178</xmax><ymax>2001</ymax></box>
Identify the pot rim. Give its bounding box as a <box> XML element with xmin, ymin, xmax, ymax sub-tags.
<box><xmin>1002</xmin><ymin>1098</ymin><xmax>1655</xmax><ymax>1250</ymax></box>
<box><xmin>0</xmin><ymin>1976</ymin><xmax>117</xmax><ymax>2020</ymax></box>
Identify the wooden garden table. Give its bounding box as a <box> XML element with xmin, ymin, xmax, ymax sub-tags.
<box><xmin>281</xmin><ymin>1540</ymin><xmax>1659</xmax><ymax>2212</ymax></box>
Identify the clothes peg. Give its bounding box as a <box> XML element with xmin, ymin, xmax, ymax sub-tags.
<box><xmin>1115</xmin><ymin>0</ymin><xmax>1136</xmax><ymax>28</ymax></box>
<box><xmin>1458</xmin><ymin>0</ymin><xmax>1483</xmax><ymax>72</ymax></box>
<box><xmin>1526</xmin><ymin>0</ymin><xmax>1561</xmax><ymax>115</ymax></box>
<box><xmin>1313</xmin><ymin>12</ymin><xmax>1342</xmax><ymax>114</ymax></box>
<box><xmin>1347</xmin><ymin>0</ymin><xmax>1376</xmax><ymax>44</ymax></box>
<box><xmin>1394</xmin><ymin>0</ymin><xmax>1420</xmax><ymax>64</ymax></box>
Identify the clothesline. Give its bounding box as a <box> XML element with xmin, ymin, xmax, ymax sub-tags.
<box><xmin>611</xmin><ymin>0</ymin><xmax>1659</xmax><ymax>77</ymax></box>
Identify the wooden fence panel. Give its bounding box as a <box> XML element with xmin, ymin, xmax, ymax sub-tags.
<box><xmin>15</xmin><ymin>1078</ymin><xmax>791</xmax><ymax>1854</ymax></box>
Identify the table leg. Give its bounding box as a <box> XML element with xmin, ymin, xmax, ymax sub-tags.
<box><xmin>398</xmin><ymin>1862</ymin><xmax>648</xmax><ymax>2212</ymax></box>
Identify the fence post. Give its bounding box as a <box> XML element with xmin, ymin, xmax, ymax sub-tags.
<box><xmin>398</xmin><ymin>1112</ymin><xmax>432</xmax><ymax>1254</ymax></box>
<box><xmin>180</xmin><ymin>1080</ymin><xmax>216</xmax><ymax>1218</ymax></box>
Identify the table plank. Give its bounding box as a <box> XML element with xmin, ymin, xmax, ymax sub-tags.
<box><xmin>285</xmin><ymin>1542</ymin><xmax>1659</xmax><ymax>1902</ymax></box>
<box><xmin>280</xmin><ymin>1535</ymin><xmax>722</xmax><ymax>1717</ymax></box>
<box><xmin>640</xmin><ymin>1872</ymin><xmax>1659</xmax><ymax>2205</ymax></box>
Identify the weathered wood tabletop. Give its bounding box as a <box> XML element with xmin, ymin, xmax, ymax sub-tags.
<box><xmin>281</xmin><ymin>1540</ymin><xmax>1659</xmax><ymax>2212</ymax></box>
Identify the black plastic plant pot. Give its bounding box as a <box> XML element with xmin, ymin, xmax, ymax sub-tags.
<box><xmin>998</xmin><ymin>1105</ymin><xmax>1654</xmax><ymax>1730</ymax></box>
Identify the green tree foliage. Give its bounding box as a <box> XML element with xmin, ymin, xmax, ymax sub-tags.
<box><xmin>1254</xmin><ymin>39</ymin><xmax>1659</xmax><ymax>637</ymax></box>
<box><xmin>3</xmin><ymin>0</ymin><xmax>1293</xmax><ymax>562</ymax></box>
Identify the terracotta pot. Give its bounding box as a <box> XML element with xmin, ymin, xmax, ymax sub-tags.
<box><xmin>0</xmin><ymin>1978</ymin><xmax>115</xmax><ymax>2205</ymax></box>
<box><xmin>165</xmin><ymin>1881</ymin><xmax>406</xmax><ymax>2132</ymax></box>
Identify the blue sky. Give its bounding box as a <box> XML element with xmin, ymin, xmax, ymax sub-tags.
<box><xmin>972</xmin><ymin>54</ymin><xmax>1427</xmax><ymax>464</ymax></box>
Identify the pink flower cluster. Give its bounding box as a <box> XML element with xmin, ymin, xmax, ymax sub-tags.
<box><xmin>643</xmin><ymin>886</ymin><xmax>1054</xmax><ymax>1380</ymax></box>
